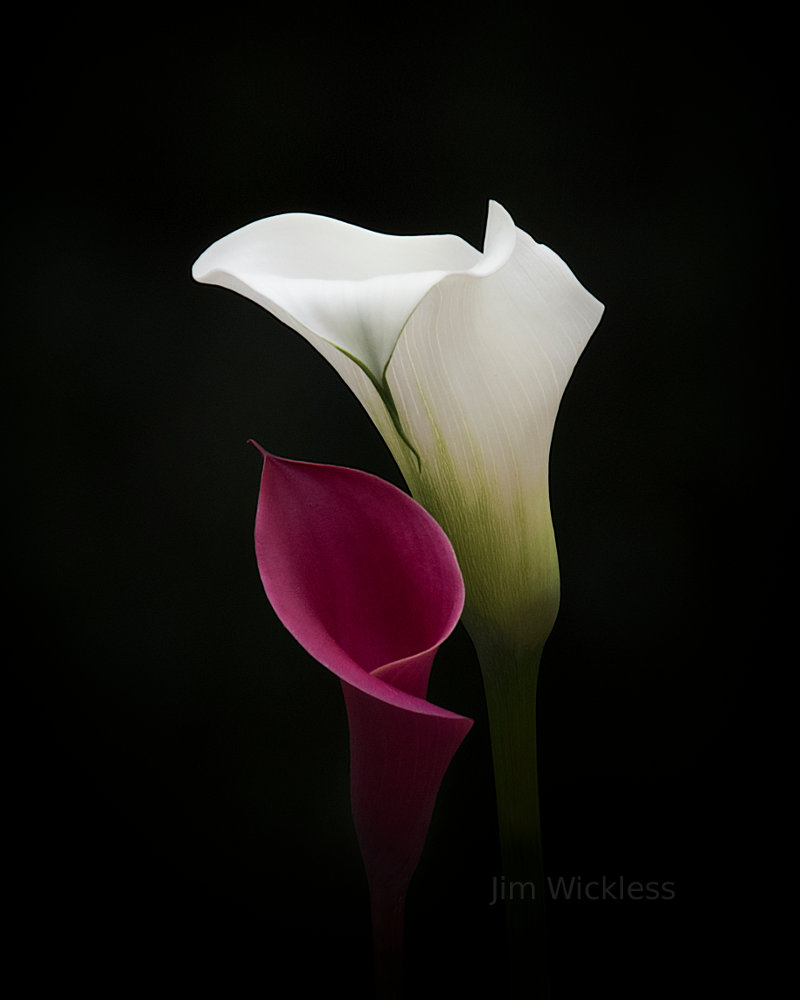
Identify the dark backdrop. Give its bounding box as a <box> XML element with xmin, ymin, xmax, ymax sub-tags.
<box><xmin>7</xmin><ymin>11</ymin><xmax>777</xmax><ymax>998</ymax></box>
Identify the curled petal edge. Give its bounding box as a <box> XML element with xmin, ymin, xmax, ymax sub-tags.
<box><xmin>192</xmin><ymin>202</ymin><xmax>518</xmax><ymax>383</ymax></box>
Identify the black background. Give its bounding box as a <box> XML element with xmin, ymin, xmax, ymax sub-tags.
<box><xmin>7</xmin><ymin>10</ymin><xmax>779</xmax><ymax>997</ymax></box>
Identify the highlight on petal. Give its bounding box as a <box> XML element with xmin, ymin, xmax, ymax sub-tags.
<box><xmin>250</xmin><ymin>444</ymin><xmax>472</xmax><ymax>895</ymax></box>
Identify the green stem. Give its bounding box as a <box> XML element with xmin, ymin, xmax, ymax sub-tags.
<box><xmin>478</xmin><ymin>640</ymin><xmax>550</xmax><ymax>999</ymax></box>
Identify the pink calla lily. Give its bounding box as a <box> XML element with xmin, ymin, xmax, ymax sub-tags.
<box><xmin>251</xmin><ymin>444</ymin><xmax>472</xmax><ymax>990</ymax></box>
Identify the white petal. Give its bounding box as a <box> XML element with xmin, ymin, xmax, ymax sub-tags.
<box><xmin>379</xmin><ymin>217</ymin><xmax>604</xmax><ymax>644</ymax></box>
<box><xmin>472</xmin><ymin>200</ymin><xmax>518</xmax><ymax>276</ymax></box>
<box><xmin>391</xmin><ymin>217</ymin><xmax>604</xmax><ymax>480</ymax></box>
<box><xmin>192</xmin><ymin>210</ymin><xmax>512</xmax><ymax>380</ymax></box>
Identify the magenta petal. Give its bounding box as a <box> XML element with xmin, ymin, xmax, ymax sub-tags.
<box><xmin>251</xmin><ymin>445</ymin><xmax>472</xmax><ymax>900</ymax></box>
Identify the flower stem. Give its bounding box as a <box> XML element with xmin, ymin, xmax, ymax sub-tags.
<box><xmin>478</xmin><ymin>639</ymin><xmax>550</xmax><ymax>999</ymax></box>
<box><xmin>369</xmin><ymin>886</ymin><xmax>406</xmax><ymax>1000</ymax></box>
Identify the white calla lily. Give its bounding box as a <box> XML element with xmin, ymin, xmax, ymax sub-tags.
<box><xmin>193</xmin><ymin>201</ymin><xmax>603</xmax><ymax>655</ymax></box>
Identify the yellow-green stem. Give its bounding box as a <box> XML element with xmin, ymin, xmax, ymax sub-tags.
<box><xmin>478</xmin><ymin>639</ymin><xmax>550</xmax><ymax>999</ymax></box>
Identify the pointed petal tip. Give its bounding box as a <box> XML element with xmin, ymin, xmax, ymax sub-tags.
<box><xmin>471</xmin><ymin>200</ymin><xmax>517</xmax><ymax>276</ymax></box>
<box><xmin>249</xmin><ymin>442</ymin><xmax>307</xmax><ymax>474</ymax></box>
<box><xmin>249</xmin><ymin>442</ymin><xmax>305</xmax><ymax>474</ymax></box>
<box><xmin>486</xmin><ymin>198</ymin><xmax>513</xmax><ymax>225</ymax></box>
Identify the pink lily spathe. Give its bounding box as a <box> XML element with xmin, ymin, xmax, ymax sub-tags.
<box><xmin>251</xmin><ymin>445</ymin><xmax>472</xmax><ymax>993</ymax></box>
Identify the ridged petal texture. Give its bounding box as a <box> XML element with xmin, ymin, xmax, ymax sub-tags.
<box><xmin>251</xmin><ymin>446</ymin><xmax>472</xmax><ymax>894</ymax></box>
